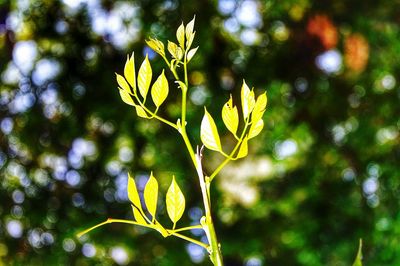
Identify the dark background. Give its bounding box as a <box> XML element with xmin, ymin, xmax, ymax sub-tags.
<box><xmin>0</xmin><ymin>0</ymin><xmax>399</xmax><ymax>265</ymax></box>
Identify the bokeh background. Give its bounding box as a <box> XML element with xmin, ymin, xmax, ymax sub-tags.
<box><xmin>1</xmin><ymin>0</ymin><xmax>399</xmax><ymax>265</ymax></box>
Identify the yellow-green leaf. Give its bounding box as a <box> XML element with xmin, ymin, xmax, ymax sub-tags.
<box><xmin>151</xmin><ymin>70</ymin><xmax>169</xmax><ymax>107</ymax></box>
<box><xmin>138</xmin><ymin>55</ymin><xmax>152</xmax><ymax>100</ymax></box>
<box><xmin>144</xmin><ymin>172</ymin><xmax>158</xmax><ymax>221</ymax></box>
<box><xmin>352</xmin><ymin>239</ymin><xmax>363</xmax><ymax>266</ymax></box>
<box><xmin>222</xmin><ymin>95</ymin><xmax>239</xmax><ymax>135</ymax></box>
<box><xmin>146</xmin><ymin>38</ymin><xmax>165</xmax><ymax>57</ymax></box>
<box><xmin>251</xmin><ymin>92</ymin><xmax>267</xmax><ymax>123</ymax></box>
<box><xmin>167</xmin><ymin>41</ymin><xmax>183</xmax><ymax>60</ymax></box>
<box><xmin>236</xmin><ymin>136</ymin><xmax>248</xmax><ymax>158</ymax></box>
<box><xmin>201</xmin><ymin>108</ymin><xmax>222</xmax><ymax>152</ymax></box>
<box><xmin>116</xmin><ymin>74</ymin><xmax>131</xmax><ymax>93</ymax></box>
<box><xmin>119</xmin><ymin>88</ymin><xmax>135</xmax><ymax>106</ymax></box>
<box><xmin>127</xmin><ymin>173</ymin><xmax>141</xmax><ymax>208</ymax></box>
<box><xmin>185</xmin><ymin>16</ymin><xmax>195</xmax><ymax>48</ymax></box>
<box><xmin>132</xmin><ymin>205</ymin><xmax>147</xmax><ymax>224</ymax></box>
<box><xmin>135</xmin><ymin>105</ymin><xmax>149</xmax><ymax>118</ymax></box>
<box><xmin>248</xmin><ymin>119</ymin><xmax>264</xmax><ymax>139</ymax></box>
<box><xmin>166</xmin><ymin>176</ymin><xmax>185</xmax><ymax>224</ymax></box>
<box><xmin>124</xmin><ymin>53</ymin><xmax>136</xmax><ymax>93</ymax></box>
<box><xmin>176</xmin><ymin>22</ymin><xmax>185</xmax><ymax>49</ymax></box>
<box><xmin>187</xmin><ymin>47</ymin><xmax>198</xmax><ymax>62</ymax></box>
<box><xmin>241</xmin><ymin>80</ymin><xmax>255</xmax><ymax>120</ymax></box>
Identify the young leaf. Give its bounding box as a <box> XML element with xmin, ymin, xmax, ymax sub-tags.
<box><xmin>251</xmin><ymin>92</ymin><xmax>267</xmax><ymax>123</ymax></box>
<box><xmin>127</xmin><ymin>173</ymin><xmax>141</xmax><ymax>209</ymax></box>
<box><xmin>352</xmin><ymin>239</ymin><xmax>363</xmax><ymax>266</ymax></box>
<box><xmin>124</xmin><ymin>53</ymin><xmax>136</xmax><ymax>93</ymax></box>
<box><xmin>132</xmin><ymin>205</ymin><xmax>147</xmax><ymax>224</ymax></box>
<box><xmin>166</xmin><ymin>176</ymin><xmax>186</xmax><ymax>225</ymax></box>
<box><xmin>146</xmin><ymin>38</ymin><xmax>165</xmax><ymax>57</ymax></box>
<box><xmin>222</xmin><ymin>95</ymin><xmax>239</xmax><ymax>135</ymax></box>
<box><xmin>135</xmin><ymin>105</ymin><xmax>149</xmax><ymax>118</ymax></box>
<box><xmin>138</xmin><ymin>55</ymin><xmax>152</xmax><ymax>100</ymax></box>
<box><xmin>144</xmin><ymin>172</ymin><xmax>158</xmax><ymax>221</ymax></box>
<box><xmin>248</xmin><ymin>119</ymin><xmax>264</xmax><ymax>139</ymax></box>
<box><xmin>151</xmin><ymin>70</ymin><xmax>169</xmax><ymax>107</ymax></box>
<box><xmin>167</xmin><ymin>41</ymin><xmax>183</xmax><ymax>60</ymax></box>
<box><xmin>116</xmin><ymin>74</ymin><xmax>131</xmax><ymax>94</ymax></box>
<box><xmin>236</xmin><ymin>136</ymin><xmax>248</xmax><ymax>158</ymax></box>
<box><xmin>241</xmin><ymin>80</ymin><xmax>255</xmax><ymax>120</ymax></box>
<box><xmin>185</xmin><ymin>16</ymin><xmax>195</xmax><ymax>48</ymax></box>
<box><xmin>187</xmin><ymin>47</ymin><xmax>198</xmax><ymax>62</ymax></box>
<box><xmin>201</xmin><ymin>108</ymin><xmax>222</xmax><ymax>152</ymax></box>
<box><xmin>176</xmin><ymin>22</ymin><xmax>185</xmax><ymax>49</ymax></box>
<box><xmin>119</xmin><ymin>88</ymin><xmax>135</xmax><ymax>106</ymax></box>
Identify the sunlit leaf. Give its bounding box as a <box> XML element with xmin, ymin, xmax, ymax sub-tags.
<box><xmin>201</xmin><ymin>108</ymin><xmax>222</xmax><ymax>152</ymax></box>
<box><xmin>187</xmin><ymin>47</ymin><xmax>198</xmax><ymax>62</ymax></box>
<box><xmin>138</xmin><ymin>55</ymin><xmax>152</xmax><ymax>100</ymax></box>
<box><xmin>241</xmin><ymin>80</ymin><xmax>255</xmax><ymax>120</ymax></box>
<box><xmin>144</xmin><ymin>172</ymin><xmax>158</xmax><ymax>221</ymax></box>
<box><xmin>151</xmin><ymin>70</ymin><xmax>169</xmax><ymax>107</ymax></box>
<box><xmin>135</xmin><ymin>105</ymin><xmax>149</xmax><ymax>118</ymax></box>
<box><xmin>222</xmin><ymin>95</ymin><xmax>239</xmax><ymax>135</ymax></box>
<box><xmin>167</xmin><ymin>41</ymin><xmax>183</xmax><ymax>60</ymax></box>
<box><xmin>251</xmin><ymin>92</ymin><xmax>267</xmax><ymax>123</ymax></box>
<box><xmin>236</xmin><ymin>136</ymin><xmax>248</xmax><ymax>158</ymax></box>
<box><xmin>166</xmin><ymin>176</ymin><xmax>185</xmax><ymax>225</ymax></box>
<box><xmin>119</xmin><ymin>88</ymin><xmax>135</xmax><ymax>106</ymax></box>
<box><xmin>127</xmin><ymin>173</ymin><xmax>141</xmax><ymax>208</ymax></box>
<box><xmin>176</xmin><ymin>22</ymin><xmax>185</xmax><ymax>49</ymax></box>
<box><xmin>186</xmin><ymin>16</ymin><xmax>196</xmax><ymax>48</ymax></box>
<box><xmin>124</xmin><ymin>53</ymin><xmax>136</xmax><ymax>93</ymax></box>
<box><xmin>146</xmin><ymin>38</ymin><xmax>165</xmax><ymax>57</ymax></box>
<box><xmin>352</xmin><ymin>239</ymin><xmax>363</xmax><ymax>266</ymax></box>
<box><xmin>116</xmin><ymin>73</ymin><xmax>131</xmax><ymax>93</ymax></box>
<box><xmin>132</xmin><ymin>205</ymin><xmax>147</xmax><ymax>224</ymax></box>
<box><xmin>248</xmin><ymin>119</ymin><xmax>264</xmax><ymax>139</ymax></box>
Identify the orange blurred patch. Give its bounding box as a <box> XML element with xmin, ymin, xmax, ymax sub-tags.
<box><xmin>344</xmin><ymin>34</ymin><xmax>370</xmax><ymax>73</ymax></box>
<box><xmin>307</xmin><ymin>14</ymin><xmax>338</xmax><ymax>49</ymax></box>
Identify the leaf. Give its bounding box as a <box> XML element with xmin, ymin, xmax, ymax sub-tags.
<box><xmin>248</xmin><ymin>119</ymin><xmax>264</xmax><ymax>139</ymax></box>
<box><xmin>116</xmin><ymin>73</ymin><xmax>131</xmax><ymax>93</ymax></box>
<box><xmin>146</xmin><ymin>38</ymin><xmax>165</xmax><ymax>57</ymax></box>
<box><xmin>187</xmin><ymin>47</ymin><xmax>198</xmax><ymax>62</ymax></box>
<box><xmin>167</xmin><ymin>41</ymin><xmax>183</xmax><ymax>60</ymax></box>
<box><xmin>132</xmin><ymin>205</ymin><xmax>147</xmax><ymax>224</ymax></box>
<box><xmin>127</xmin><ymin>173</ymin><xmax>141</xmax><ymax>209</ymax></box>
<box><xmin>135</xmin><ymin>105</ymin><xmax>149</xmax><ymax>118</ymax></box>
<box><xmin>251</xmin><ymin>92</ymin><xmax>267</xmax><ymax>123</ymax></box>
<box><xmin>119</xmin><ymin>88</ymin><xmax>135</xmax><ymax>106</ymax></box>
<box><xmin>138</xmin><ymin>55</ymin><xmax>152</xmax><ymax>100</ymax></box>
<box><xmin>236</xmin><ymin>136</ymin><xmax>248</xmax><ymax>158</ymax></box>
<box><xmin>201</xmin><ymin>108</ymin><xmax>222</xmax><ymax>152</ymax></box>
<box><xmin>151</xmin><ymin>70</ymin><xmax>169</xmax><ymax>107</ymax></box>
<box><xmin>185</xmin><ymin>16</ymin><xmax>195</xmax><ymax>48</ymax></box>
<box><xmin>166</xmin><ymin>176</ymin><xmax>185</xmax><ymax>225</ymax></box>
<box><xmin>124</xmin><ymin>53</ymin><xmax>136</xmax><ymax>93</ymax></box>
<box><xmin>241</xmin><ymin>80</ymin><xmax>255</xmax><ymax>120</ymax></box>
<box><xmin>176</xmin><ymin>22</ymin><xmax>185</xmax><ymax>49</ymax></box>
<box><xmin>352</xmin><ymin>239</ymin><xmax>363</xmax><ymax>266</ymax></box>
<box><xmin>144</xmin><ymin>172</ymin><xmax>158</xmax><ymax>221</ymax></box>
<box><xmin>222</xmin><ymin>95</ymin><xmax>239</xmax><ymax>135</ymax></box>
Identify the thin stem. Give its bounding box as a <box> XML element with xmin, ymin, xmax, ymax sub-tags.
<box><xmin>133</xmin><ymin>94</ymin><xmax>178</xmax><ymax>129</ymax></box>
<box><xmin>209</xmin><ymin>120</ymin><xmax>250</xmax><ymax>182</ymax></box>
<box><xmin>171</xmin><ymin>232</ymin><xmax>209</xmax><ymax>249</ymax></box>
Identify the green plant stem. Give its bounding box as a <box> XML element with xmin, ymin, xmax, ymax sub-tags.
<box><xmin>172</xmin><ymin>225</ymin><xmax>203</xmax><ymax>232</ymax></box>
<box><xmin>209</xmin><ymin>120</ymin><xmax>250</xmax><ymax>182</ymax></box>
<box><xmin>175</xmin><ymin>51</ymin><xmax>223</xmax><ymax>265</ymax></box>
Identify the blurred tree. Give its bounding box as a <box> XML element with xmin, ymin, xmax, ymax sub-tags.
<box><xmin>0</xmin><ymin>0</ymin><xmax>399</xmax><ymax>265</ymax></box>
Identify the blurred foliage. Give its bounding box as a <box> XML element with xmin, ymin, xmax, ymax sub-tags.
<box><xmin>0</xmin><ymin>0</ymin><xmax>400</xmax><ymax>265</ymax></box>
